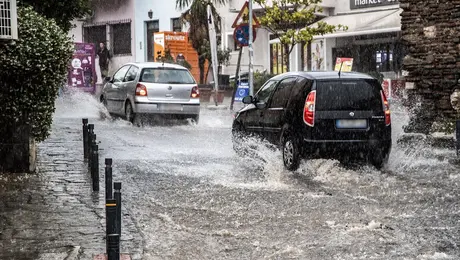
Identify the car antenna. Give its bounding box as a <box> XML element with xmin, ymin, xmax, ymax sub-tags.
<box><xmin>338</xmin><ymin>61</ymin><xmax>343</xmax><ymax>78</ymax></box>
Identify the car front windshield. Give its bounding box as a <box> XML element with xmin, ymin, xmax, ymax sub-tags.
<box><xmin>140</xmin><ymin>68</ymin><xmax>196</xmax><ymax>84</ymax></box>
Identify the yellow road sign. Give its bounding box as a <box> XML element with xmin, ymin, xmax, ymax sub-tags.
<box><xmin>232</xmin><ymin>1</ymin><xmax>260</xmax><ymax>28</ymax></box>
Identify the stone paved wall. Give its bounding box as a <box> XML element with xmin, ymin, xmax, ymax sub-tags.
<box><xmin>400</xmin><ymin>0</ymin><xmax>460</xmax><ymax>133</ymax></box>
<box><xmin>0</xmin><ymin>122</ymin><xmax>143</xmax><ymax>259</ymax></box>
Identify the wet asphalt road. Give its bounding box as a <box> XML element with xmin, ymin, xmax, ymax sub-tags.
<box><xmin>50</xmin><ymin>94</ymin><xmax>460</xmax><ymax>259</ymax></box>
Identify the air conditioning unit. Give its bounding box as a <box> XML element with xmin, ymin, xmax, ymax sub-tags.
<box><xmin>0</xmin><ymin>0</ymin><xmax>18</xmax><ymax>40</ymax></box>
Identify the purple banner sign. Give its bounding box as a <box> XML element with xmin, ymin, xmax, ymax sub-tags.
<box><xmin>68</xmin><ymin>42</ymin><xmax>97</xmax><ymax>94</ymax></box>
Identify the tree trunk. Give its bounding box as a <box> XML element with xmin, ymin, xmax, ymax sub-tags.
<box><xmin>230</xmin><ymin>47</ymin><xmax>244</xmax><ymax>111</ymax></box>
<box><xmin>204</xmin><ymin>62</ymin><xmax>212</xmax><ymax>83</ymax></box>
<box><xmin>199</xmin><ymin>56</ymin><xmax>206</xmax><ymax>84</ymax></box>
<box><xmin>284</xmin><ymin>44</ymin><xmax>291</xmax><ymax>72</ymax></box>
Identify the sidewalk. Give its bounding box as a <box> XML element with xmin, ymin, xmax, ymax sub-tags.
<box><xmin>0</xmin><ymin>120</ymin><xmax>142</xmax><ymax>260</ymax></box>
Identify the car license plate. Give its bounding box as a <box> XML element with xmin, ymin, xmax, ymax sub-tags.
<box><xmin>164</xmin><ymin>104</ymin><xmax>183</xmax><ymax>111</ymax></box>
<box><xmin>336</xmin><ymin>119</ymin><xmax>367</xmax><ymax>129</ymax></box>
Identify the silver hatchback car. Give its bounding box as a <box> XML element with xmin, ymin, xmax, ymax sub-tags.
<box><xmin>100</xmin><ymin>62</ymin><xmax>200</xmax><ymax>123</ymax></box>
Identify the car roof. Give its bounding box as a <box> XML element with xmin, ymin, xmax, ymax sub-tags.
<box><xmin>270</xmin><ymin>71</ymin><xmax>375</xmax><ymax>81</ymax></box>
<box><xmin>124</xmin><ymin>62</ymin><xmax>188</xmax><ymax>70</ymax></box>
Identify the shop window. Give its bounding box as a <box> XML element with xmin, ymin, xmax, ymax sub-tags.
<box><xmin>171</xmin><ymin>18</ymin><xmax>181</xmax><ymax>32</ymax></box>
<box><xmin>270</xmin><ymin>42</ymin><xmax>288</xmax><ymax>74</ymax></box>
<box><xmin>112</xmin><ymin>23</ymin><xmax>131</xmax><ymax>55</ymax></box>
<box><xmin>376</xmin><ymin>49</ymin><xmax>394</xmax><ymax>72</ymax></box>
<box><xmin>83</xmin><ymin>25</ymin><xmax>106</xmax><ymax>49</ymax></box>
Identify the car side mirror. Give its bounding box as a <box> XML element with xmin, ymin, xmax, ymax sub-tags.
<box><xmin>242</xmin><ymin>96</ymin><xmax>253</xmax><ymax>104</ymax></box>
<box><xmin>105</xmin><ymin>76</ymin><xmax>112</xmax><ymax>82</ymax></box>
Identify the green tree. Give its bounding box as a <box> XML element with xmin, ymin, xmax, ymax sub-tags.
<box><xmin>0</xmin><ymin>6</ymin><xmax>73</xmax><ymax>142</ymax></box>
<box><xmin>200</xmin><ymin>39</ymin><xmax>231</xmax><ymax>82</ymax></box>
<box><xmin>19</xmin><ymin>0</ymin><xmax>91</xmax><ymax>32</ymax></box>
<box><xmin>177</xmin><ymin>0</ymin><xmax>227</xmax><ymax>84</ymax></box>
<box><xmin>255</xmin><ymin>0</ymin><xmax>345</xmax><ymax>70</ymax></box>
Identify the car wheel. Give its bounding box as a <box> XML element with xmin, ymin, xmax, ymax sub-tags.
<box><xmin>125</xmin><ymin>101</ymin><xmax>136</xmax><ymax>124</ymax></box>
<box><xmin>282</xmin><ymin>134</ymin><xmax>301</xmax><ymax>171</ymax></box>
<box><xmin>98</xmin><ymin>95</ymin><xmax>110</xmax><ymax>119</ymax></box>
<box><xmin>369</xmin><ymin>150</ymin><xmax>388</xmax><ymax>169</ymax></box>
<box><xmin>190</xmin><ymin>115</ymin><xmax>200</xmax><ymax>124</ymax></box>
<box><xmin>100</xmin><ymin>95</ymin><xmax>107</xmax><ymax>106</ymax></box>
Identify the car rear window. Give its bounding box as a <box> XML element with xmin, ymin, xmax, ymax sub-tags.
<box><xmin>140</xmin><ymin>68</ymin><xmax>196</xmax><ymax>84</ymax></box>
<box><xmin>316</xmin><ymin>79</ymin><xmax>382</xmax><ymax>111</ymax></box>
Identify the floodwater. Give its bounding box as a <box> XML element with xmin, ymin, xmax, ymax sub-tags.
<box><xmin>2</xmin><ymin>90</ymin><xmax>459</xmax><ymax>260</ymax></box>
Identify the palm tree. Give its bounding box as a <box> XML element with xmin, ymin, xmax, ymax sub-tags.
<box><xmin>176</xmin><ymin>0</ymin><xmax>227</xmax><ymax>84</ymax></box>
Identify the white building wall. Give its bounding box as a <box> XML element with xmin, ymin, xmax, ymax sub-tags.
<box><xmin>134</xmin><ymin>0</ymin><xmax>186</xmax><ymax>62</ymax></box>
<box><xmin>69</xmin><ymin>21</ymin><xmax>83</xmax><ymax>42</ymax></box>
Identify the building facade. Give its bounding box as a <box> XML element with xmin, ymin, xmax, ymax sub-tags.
<box><xmin>70</xmin><ymin>0</ymin><xmax>186</xmax><ymax>83</ymax></box>
<box><xmin>69</xmin><ymin>0</ymin><xmax>403</xmax><ymax>87</ymax></box>
<box><xmin>219</xmin><ymin>0</ymin><xmax>403</xmax><ymax>87</ymax></box>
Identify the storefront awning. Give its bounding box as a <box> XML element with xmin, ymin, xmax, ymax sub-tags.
<box><xmin>312</xmin><ymin>8</ymin><xmax>402</xmax><ymax>39</ymax></box>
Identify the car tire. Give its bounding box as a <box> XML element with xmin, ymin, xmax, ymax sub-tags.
<box><xmin>369</xmin><ymin>150</ymin><xmax>388</xmax><ymax>169</ymax></box>
<box><xmin>125</xmin><ymin>101</ymin><xmax>136</xmax><ymax>124</ymax></box>
<box><xmin>190</xmin><ymin>115</ymin><xmax>200</xmax><ymax>124</ymax></box>
<box><xmin>282</xmin><ymin>133</ymin><xmax>301</xmax><ymax>171</ymax></box>
<box><xmin>99</xmin><ymin>95</ymin><xmax>110</xmax><ymax>120</ymax></box>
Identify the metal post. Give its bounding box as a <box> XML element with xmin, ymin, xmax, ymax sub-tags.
<box><xmin>82</xmin><ymin>118</ymin><xmax>89</xmax><ymax>159</ymax></box>
<box><xmin>87</xmin><ymin>124</ymin><xmax>94</xmax><ymax>166</ymax></box>
<box><xmin>248</xmin><ymin>0</ymin><xmax>254</xmax><ymax>96</ymax></box>
<box><xmin>89</xmin><ymin>134</ymin><xmax>97</xmax><ymax>170</ymax></box>
<box><xmin>105</xmin><ymin>158</ymin><xmax>113</xmax><ymax>200</ymax></box>
<box><xmin>106</xmin><ymin>199</ymin><xmax>117</xmax><ymax>240</ymax></box>
<box><xmin>92</xmin><ymin>144</ymin><xmax>99</xmax><ymax>192</ymax></box>
<box><xmin>114</xmin><ymin>182</ymin><xmax>122</xmax><ymax>236</ymax></box>
<box><xmin>456</xmin><ymin>120</ymin><xmax>460</xmax><ymax>157</ymax></box>
<box><xmin>107</xmin><ymin>234</ymin><xmax>120</xmax><ymax>260</ymax></box>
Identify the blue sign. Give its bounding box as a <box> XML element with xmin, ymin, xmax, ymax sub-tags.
<box><xmin>234</xmin><ymin>82</ymin><xmax>249</xmax><ymax>102</ymax></box>
<box><xmin>233</xmin><ymin>24</ymin><xmax>257</xmax><ymax>47</ymax></box>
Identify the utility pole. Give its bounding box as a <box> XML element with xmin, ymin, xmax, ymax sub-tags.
<box><xmin>248</xmin><ymin>0</ymin><xmax>254</xmax><ymax>96</ymax></box>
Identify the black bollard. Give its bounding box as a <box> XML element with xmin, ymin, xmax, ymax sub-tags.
<box><xmin>106</xmin><ymin>199</ymin><xmax>117</xmax><ymax>249</ymax></box>
<box><xmin>114</xmin><ymin>182</ymin><xmax>122</xmax><ymax>236</ymax></box>
<box><xmin>82</xmin><ymin>119</ymin><xmax>89</xmax><ymax>159</ymax></box>
<box><xmin>456</xmin><ymin>120</ymin><xmax>460</xmax><ymax>157</ymax></box>
<box><xmin>92</xmin><ymin>144</ymin><xmax>100</xmax><ymax>192</ymax></box>
<box><xmin>89</xmin><ymin>134</ymin><xmax>97</xmax><ymax>170</ymax></box>
<box><xmin>105</xmin><ymin>158</ymin><xmax>113</xmax><ymax>200</ymax></box>
<box><xmin>107</xmin><ymin>234</ymin><xmax>120</xmax><ymax>260</ymax></box>
<box><xmin>88</xmin><ymin>124</ymin><xmax>94</xmax><ymax>166</ymax></box>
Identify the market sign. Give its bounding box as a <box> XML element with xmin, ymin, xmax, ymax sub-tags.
<box><xmin>350</xmin><ymin>0</ymin><xmax>399</xmax><ymax>9</ymax></box>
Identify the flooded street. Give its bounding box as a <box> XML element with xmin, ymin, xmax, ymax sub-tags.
<box><xmin>2</xmin><ymin>92</ymin><xmax>460</xmax><ymax>260</ymax></box>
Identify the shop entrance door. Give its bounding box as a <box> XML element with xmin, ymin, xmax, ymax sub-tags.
<box><xmin>146</xmin><ymin>20</ymin><xmax>159</xmax><ymax>61</ymax></box>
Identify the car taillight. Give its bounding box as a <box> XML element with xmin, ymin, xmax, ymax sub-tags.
<box><xmin>136</xmin><ymin>83</ymin><xmax>147</xmax><ymax>96</ymax></box>
<box><xmin>303</xmin><ymin>90</ymin><xmax>316</xmax><ymax>127</ymax></box>
<box><xmin>191</xmin><ymin>85</ymin><xmax>200</xmax><ymax>98</ymax></box>
<box><xmin>381</xmin><ymin>90</ymin><xmax>391</xmax><ymax>126</ymax></box>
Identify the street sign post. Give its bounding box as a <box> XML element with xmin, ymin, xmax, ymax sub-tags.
<box><xmin>232</xmin><ymin>1</ymin><xmax>260</xmax><ymax>96</ymax></box>
<box><xmin>248</xmin><ymin>0</ymin><xmax>254</xmax><ymax>96</ymax></box>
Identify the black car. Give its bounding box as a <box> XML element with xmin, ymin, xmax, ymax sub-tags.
<box><xmin>232</xmin><ymin>71</ymin><xmax>391</xmax><ymax>171</ymax></box>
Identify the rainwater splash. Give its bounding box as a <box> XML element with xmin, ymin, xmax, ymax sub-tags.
<box><xmin>54</xmin><ymin>88</ymin><xmax>108</xmax><ymax>119</ymax></box>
